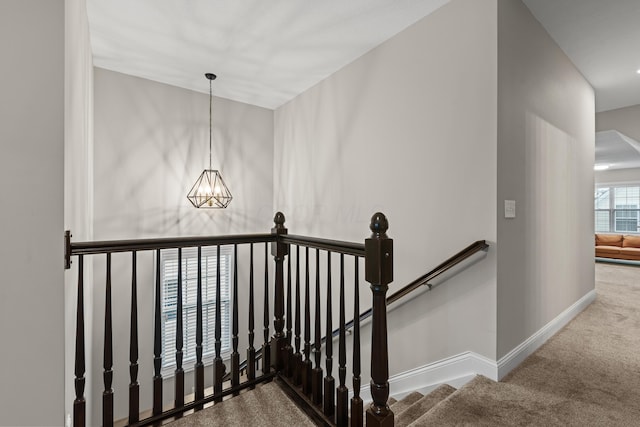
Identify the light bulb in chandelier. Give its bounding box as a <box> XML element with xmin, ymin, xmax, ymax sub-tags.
<box><xmin>187</xmin><ymin>73</ymin><xmax>233</xmax><ymax>208</ymax></box>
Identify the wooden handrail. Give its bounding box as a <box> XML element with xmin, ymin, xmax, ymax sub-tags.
<box><xmin>387</xmin><ymin>239</ymin><xmax>489</xmax><ymax>305</ymax></box>
<box><xmin>280</xmin><ymin>235</ymin><xmax>365</xmax><ymax>256</ymax></box>
<box><xmin>65</xmin><ymin>233</ymin><xmax>275</xmax><ymax>262</ymax></box>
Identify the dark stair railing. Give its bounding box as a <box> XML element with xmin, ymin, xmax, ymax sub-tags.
<box><xmin>65</xmin><ymin>212</ymin><xmax>396</xmax><ymax>427</ymax></box>
<box><xmin>231</xmin><ymin>239</ymin><xmax>490</xmax><ymax>376</ymax></box>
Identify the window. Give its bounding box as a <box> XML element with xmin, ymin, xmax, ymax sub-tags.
<box><xmin>595</xmin><ymin>185</ymin><xmax>640</xmax><ymax>233</ymax></box>
<box><xmin>160</xmin><ymin>246</ymin><xmax>232</xmax><ymax>372</ymax></box>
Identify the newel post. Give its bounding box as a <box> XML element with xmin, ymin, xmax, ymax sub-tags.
<box><xmin>271</xmin><ymin>212</ymin><xmax>289</xmax><ymax>371</ymax></box>
<box><xmin>365</xmin><ymin>213</ymin><xmax>394</xmax><ymax>427</ymax></box>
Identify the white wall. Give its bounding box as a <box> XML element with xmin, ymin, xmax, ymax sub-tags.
<box><xmin>65</xmin><ymin>0</ymin><xmax>94</xmax><ymax>423</ymax></box>
<box><xmin>91</xmin><ymin>68</ymin><xmax>274</xmax><ymax>424</ymax></box>
<box><xmin>496</xmin><ymin>0</ymin><xmax>595</xmax><ymax>359</ymax></box>
<box><xmin>0</xmin><ymin>1</ymin><xmax>65</xmax><ymax>425</ymax></box>
<box><xmin>595</xmin><ymin>167</ymin><xmax>640</xmax><ymax>185</ymax></box>
<box><xmin>274</xmin><ymin>0</ymin><xmax>499</xmax><ymax>380</ymax></box>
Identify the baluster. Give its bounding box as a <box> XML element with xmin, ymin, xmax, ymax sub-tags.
<box><xmin>293</xmin><ymin>245</ymin><xmax>303</xmax><ymax>385</ymax></box>
<box><xmin>285</xmin><ymin>249</ymin><xmax>294</xmax><ymax>377</ymax></box>
<box><xmin>324</xmin><ymin>252</ymin><xmax>335</xmax><ymax>417</ymax></box>
<box><xmin>350</xmin><ymin>257</ymin><xmax>363</xmax><ymax>427</ymax></box>
<box><xmin>153</xmin><ymin>250</ymin><xmax>163</xmax><ymax>415</ymax></box>
<box><xmin>365</xmin><ymin>213</ymin><xmax>394</xmax><ymax>427</ymax></box>
<box><xmin>231</xmin><ymin>244</ymin><xmax>240</xmax><ymax>396</ymax></box>
<box><xmin>302</xmin><ymin>247</ymin><xmax>312</xmax><ymax>396</ymax></box>
<box><xmin>103</xmin><ymin>253</ymin><xmax>114</xmax><ymax>427</ymax></box>
<box><xmin>312</xmin><ymin>249</ymin><xmax>323</xmax><ymax>405</ymax></box>
<box><xmin>129</xmin><ymin>251</ymin><xmax>140</xmax><ymax>424</ymax></box>
<box><xmin>336</xmin><ymin>254</ymin><xmax>348</xmax><ymax>426</ymax></box>
<box><xmin>175</xmin><ymin>248</ymin><xmax>184</xmax><ymax>410</ymax></box>
<box><xmin>194</xmin><ymin>246</ymin><xmax>204</xmax><ymax>408</ymax></box>
<box><xmin>73</xmin><ymin>255</ymin><xmax>86</xmax><ymax>427</ymax></box>
<box><xmin>271</xmin><ymin>212</ymin><xmax>288</xmax><ymax>372</ymax></box>
<box><xmin>213</xmin><ymin>245</ymin><xmax>225</xmax><ymax>402</ymax></box>
<box><xmin>262</xmin><ymin>242</ymin><xmax>271</xmax><ymax>374</ymax></box>
<box><xmin>247</xmin><ymin>244</ymin><xmax>256</xmax><ymax>389</ymax></box>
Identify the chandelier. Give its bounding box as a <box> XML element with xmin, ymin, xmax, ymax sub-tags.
<box><xmin>187</xmin><ymin>73</ymin><xmax>233</xmax><ymax>208</ymax></box>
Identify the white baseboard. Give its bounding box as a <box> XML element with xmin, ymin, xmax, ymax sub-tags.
<box><xmin>359</xmin><ymin>351</ymin><xmax>498</xmax><ymax>403</ymax></box>
<box><xmin>496</xmin><ymin>289</ymin><xmax>596</xmax><ymax>379</ymax></box>
<box><xmin>358</xmin><ymin>289</ymin><xmax>596</xmax><ymax>402</ymax></box>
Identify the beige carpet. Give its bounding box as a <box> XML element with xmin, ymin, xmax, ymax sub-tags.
<box><xmin>167</xmin><ymin>381</ymin><xmax>315</xmax><ymax>426</ymax></box>
<box><xmin>405</xmin><ymin>262</ymin><xmax>640</xmax><ymax>426</ymax></box>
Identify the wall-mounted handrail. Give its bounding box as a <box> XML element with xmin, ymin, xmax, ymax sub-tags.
<box><xmin>387</xmin><ymin>239</ymin><xmax>489</xmax><ymax>305</ymax></box>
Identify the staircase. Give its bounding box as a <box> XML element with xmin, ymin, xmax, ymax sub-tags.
<box><xmin>383</xmin><ymin>373</ymin><xmax>638</xmax><ymax>426</ymax></box>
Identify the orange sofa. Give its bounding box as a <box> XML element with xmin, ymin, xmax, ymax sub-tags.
<box><xmin>595</xmin><ymin>234</ymin><xmax>640</xmax><ymax>261</ymax></box>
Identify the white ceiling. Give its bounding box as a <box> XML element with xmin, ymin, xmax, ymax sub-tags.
<box><xmin>87</xmin><ymin>0</ymin><xmax>640</xmax><ymax>169</ymax></box>
<box><xmin>523</xmin><ymin>0</ymin><xmax>640</xmax><ymax>113</ymax></box>
<box><xmin>88</xmin><ymin>0</ymin><xmax>640</xmax><ymax>112</ymax></box>
<box><xmin>87</xmin><ymin>0</ymin><xmax>449</xmax><ymax>109</ymax></box>
<box><xmin>595</xmin><ymin>131</ymin><xmax>640</xmax><ymax>170</ymax></box>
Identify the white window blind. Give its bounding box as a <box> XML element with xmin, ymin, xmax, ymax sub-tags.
<box><xmin>595</xmin><ymin>184</ymin><xmax>640</xmax><ymax>233</ymax></box>
<box><xmin>160</xmin><ymin>246</ymin><xmax>232</xmax><ymax>371</ymax></box>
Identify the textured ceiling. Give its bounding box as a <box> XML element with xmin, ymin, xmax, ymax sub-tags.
<box><xmin>87</xmin><ymin>0</ymin><xmax>449</xmax><ymax>109</ymax></box>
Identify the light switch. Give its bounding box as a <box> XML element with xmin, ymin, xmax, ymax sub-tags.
<box><xmin>505</xmin><ymin>200</ymin><xmax>516</xmax><ymax>218</ymax></box>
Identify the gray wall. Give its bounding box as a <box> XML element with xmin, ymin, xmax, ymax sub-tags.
<box><xmin>0</xmin><ymin>0</ymin><xmax>65</xmax><ymax>425</ymax></box>
<box><xmin>496</xmin><ymin>0</ymin><xmax>595</xmax><ymax>359</ymax></box>
<box><xmin>65</xmin><ymin>0</ymin><xmax>94</xmax><ymax>423</ymax></box>
<box><xmin>274</xmin><ymin>0</ymin><xmax>499</xmax><ymax>378</ymax></box>
<box><xmin>91</xmin><ymin>68</ymin><xmax>274</xmax><ymax>424</ymax></box>
<box><xmin>596</xmin><ymin>104</ymin><xmax>640</xmax><ymax>142</ymax></box>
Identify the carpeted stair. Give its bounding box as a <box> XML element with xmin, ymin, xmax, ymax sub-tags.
<box><xmin>389</xmin><ymin>375</ymin><xmax>639</xmax><ymax>426</ymax></box>
<box><xmin>167</xmin><ymin>381</ymin><xmax>315</xmax><ymax>427</ymax></box>
<box><xmin>166</xmin><ymin>263</ymin><xmax>640</xmax><ymax>426</ymax></box>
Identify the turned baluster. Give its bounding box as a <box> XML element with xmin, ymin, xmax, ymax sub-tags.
<box><xmin>73</xmin><ymin>254</ymin><xmax>86</xmax><ymax>427</ymax></box>
<box><xmin>128</xmin><ymin>252</ymin><xmax>140</xmax><ymax>424</ymax></box>
<box><xmin>324</xmin><ymin>252</ymin><xmax>335</xmax><ymax>417</ymax></box>
<box><xmin>350</xmin><ymin>257</ymin><xmax>363</xmax><ymax>427</ymax></box>
<box><xmin>103</xmin><ymin>253</ymin><xmax>114</xmax><ymax>427</ymax></box>
<box><xmin>175</xmin><ymin>249</ymin><xmax>184</xmax><ymax>410</ymax></box>
<box><xmin>152</xmin><ymin>250</ymin><xmax>163</xmax><ymax>415</ymax></box>
<box><xmin>262</xmin><ymin>242</ymin><xmax>271</xmax><ymax>374</ymax></box>
<box><xmin>293</xmin><ymin>245</ymin><xmax>303</xmax><ymax>385</ymax></box>
<box><xmin>231</xmin><ymin>244</ymin><xmax>240</xmax><ymax>395</ymax></box>
<box><xmin>247</xmin><ymin>243</ymin><xmax>256</xmax><ymax>389</ymax></box>
<box><xmin>213</xmin><ymin>245</ymin><xmax>226</xmax><ymax>402</ymax></box>
<box><xmin>302</xmin><ymin>247</ymin><xmax>313</xmax><ymax>396</ymax></box>
<box><xmin>336</xmin><ymin>254</ymin><xmax>348</xmax><ymax>426</ymax></box>
<box><xmin>312</xmin><ymin>249</ymin><xmax>324</xmax><ymax>405</ymax></box>
<box><xmin>194</xmin><ymin>247</ymin><xmax>204</xmax><ymax>407</ymax></box>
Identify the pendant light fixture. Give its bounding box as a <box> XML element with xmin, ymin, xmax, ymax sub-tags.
<box><xmin>187</xmin><ymin>73</ymin><xmax>233</xmax><ymax>208</ymax></box>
